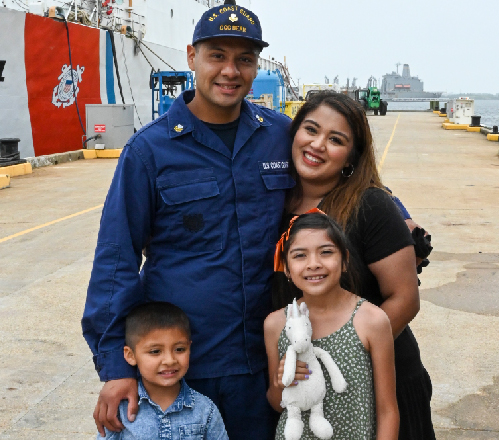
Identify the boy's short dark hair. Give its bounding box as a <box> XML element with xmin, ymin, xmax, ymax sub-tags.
<box><xmin>125</xmin><ymin>302</ymin><xmax>191</xmax><ymax>350</ymax></box>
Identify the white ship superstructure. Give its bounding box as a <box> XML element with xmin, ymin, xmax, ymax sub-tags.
<box><xmin>0</xmin><ymin>0</ymin><xmax>284</xmax><ymax>158</ymax></box>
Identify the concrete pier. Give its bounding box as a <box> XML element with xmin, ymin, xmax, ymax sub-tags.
<box><xmin>1</xmin><ymin>112</ymin><xmax>498</xmax><ymax>439</ymax></box>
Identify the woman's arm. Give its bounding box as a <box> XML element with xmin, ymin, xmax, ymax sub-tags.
<box><xmin>366</xmin><ymin>307</ymin><xmax>399</xmax><ymax>440</ymax></box>
<box><xmin>368</xmin><ymin>245</ymin><xmax>420</xmax><ymax>338</ymax></box>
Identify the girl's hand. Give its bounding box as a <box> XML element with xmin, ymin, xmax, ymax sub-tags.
<box><xmin>275</xmin><ymin>355</ymin><xmax>311</xmax><ymax>389</ymax></box>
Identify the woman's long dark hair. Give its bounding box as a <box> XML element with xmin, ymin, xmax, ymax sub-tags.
<box><xmin>288</xmin><ymin>92</ymin><xmax>384</xmax><ymax>229</ymax></box>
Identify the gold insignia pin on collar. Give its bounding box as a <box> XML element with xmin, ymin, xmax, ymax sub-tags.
<box><xmin>256</xmin><ymin>115</ymin><xmax>263</xmax><ymax>123</ymax></box>
<box><xmin>229</xmin><ymin>13</ymin><xmax>238</xmax><ymax>22</ymax></box>
<box><xmin>174</xmin><ymin>124</ymin><xmax>184</xmax><ymax>133</ymax></box>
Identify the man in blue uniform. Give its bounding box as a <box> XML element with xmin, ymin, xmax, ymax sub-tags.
<box><xmin>82</xmin><ymin>2</ymin><xmax>294</xmax><ymax>439</ymax></box>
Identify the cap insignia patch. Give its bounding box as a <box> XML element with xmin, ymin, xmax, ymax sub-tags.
<box><xmin>229</xmin><ymin>13</ymin><xmax>238</xmax><ymax>23</ymax></box>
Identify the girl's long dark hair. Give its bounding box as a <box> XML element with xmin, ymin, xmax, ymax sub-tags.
<box><xmin>288</xmin><ymin>92</ymin><xmax>384</xmax><ymax>229</ymax></box>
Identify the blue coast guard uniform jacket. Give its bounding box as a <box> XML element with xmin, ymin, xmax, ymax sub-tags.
<box><xmin>82</xmin><ymin>90</ymin><xmax>294</xmax><ymax>381</ymax></box>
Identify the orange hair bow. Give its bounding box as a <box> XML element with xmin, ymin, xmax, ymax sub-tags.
<box><xmin>274</xmin><ymin>207</ymin><xmax>326</xmax><ymax>272</ymax></box>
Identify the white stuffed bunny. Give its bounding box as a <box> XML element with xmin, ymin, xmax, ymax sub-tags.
<box><xmin>281</xmin><ymin>299</ymin><xmax>347</xmax><ymax>440</ymax></box>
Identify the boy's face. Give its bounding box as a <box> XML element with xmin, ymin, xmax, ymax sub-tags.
<box><xmin>124</xmin><ymin>327</ymin><xmax>191</xmax><ymax>392</ymax></box>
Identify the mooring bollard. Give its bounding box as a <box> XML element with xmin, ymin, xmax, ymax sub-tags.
<box><xmin>470</xmin><ymin>115</ymin><xmax>481</xmax><ymax>127</ymax></box>
<box><xmin>493</xmin><ymin>126</ymin><xmax>498</xmax><ymax>134</ymax></box>
<box><xmin>0</xmin><ymin>138</ymin><xmax>26</xmax><ymax>166</ymax></box>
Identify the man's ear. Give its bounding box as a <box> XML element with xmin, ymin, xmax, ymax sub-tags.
<box><xmin>186</xmin><ymin>44</ymin><xmax>196</xmax><ymax>71</ymax></box>
<box><xmin>124</xmin><ymin>346</ymin><xmax>137</xmax><ymax>367</ymax></box>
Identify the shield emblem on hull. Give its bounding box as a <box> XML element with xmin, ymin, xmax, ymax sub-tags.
<box><xmin>52</xmin><ymin>64</ymin><xmax>85</xmax><ymax>108</ymax></box>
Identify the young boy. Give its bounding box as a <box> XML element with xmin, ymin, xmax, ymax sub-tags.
<box><xmin>98</xmin><ymin>302</ymin><xmax>228</xmax><ymax>439</ymax></box>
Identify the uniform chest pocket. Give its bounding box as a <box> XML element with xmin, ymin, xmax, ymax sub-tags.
<box><xmin>260</xmin><ymin>170</ymin><xmax>295</xmax><ymax>245</ymax></box>
<box><xmin>179</xmin><ymin>423</ymin><xmax>205</xmax><ymax>439</ymax></box>
<box><xmin>157</xmin><ymin>169</ymin><xmax>222</xmax><ymax>253</ymax></box>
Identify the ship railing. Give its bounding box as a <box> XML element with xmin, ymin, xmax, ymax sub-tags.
<box><xmin>103</xmin><ymin>6</ymin><xmax>146</xmax><ymax>38</ymax></box>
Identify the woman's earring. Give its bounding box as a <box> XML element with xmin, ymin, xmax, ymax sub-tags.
<box><xmin>341</xmin><ymin>164</ymin><xmax>355</xmax><ymax>178</ymax></box>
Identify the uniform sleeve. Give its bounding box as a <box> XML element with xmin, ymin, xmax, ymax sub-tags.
<box><xmin>357</xmin><ymin>188</ymin><xmax>415</xmax><ymax>265</ymax></box>
<box><xmin>384</xmin><ymin>186</ymin><xmax>411</xmax><ymax>219</ymax></box>
<box><xmin>205</xmin><ymin>402</ymin><xmax>229</xmax><ymax>440</ymax></box>
<box><xmin>391</xmin><ymin>194</ymin><xmax>411</xmax><ymax>220</ymax></box>
<box><xmin>82</xmin><ymin>144</ymin><xmax>155</xmax><ymax>381</ymax></box>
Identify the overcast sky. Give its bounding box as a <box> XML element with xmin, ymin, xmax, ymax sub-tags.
<box><xmin>251</xmin><ymin>0</ymin><xmax>498</xmax><ymax>94</ymax></box>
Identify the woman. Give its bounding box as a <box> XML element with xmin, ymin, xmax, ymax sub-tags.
<box><xmin>273</xmin><ymin>91</ymin><xmax>435</xmax><ymax>440</ymax></box>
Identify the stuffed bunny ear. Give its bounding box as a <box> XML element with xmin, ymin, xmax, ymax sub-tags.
<box><xmin>292</xmin><ymin>298</ymin><xmax>300</xmax><ymax>317</ymax></box>
<box><xmin>286</xmin><ymin>302</ymin><xmax>294</xmax><ymax>319</ymax></box>
<box><xmin>299</xmin><ymin>302</ymin><xmax>309</xmax><ymax>317</ymax></box>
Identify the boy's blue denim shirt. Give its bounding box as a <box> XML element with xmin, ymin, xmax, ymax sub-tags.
<box><xmin>99</xmin><ymin>379</ymin><xmax>228</xmax><ymax>439</ymax></box>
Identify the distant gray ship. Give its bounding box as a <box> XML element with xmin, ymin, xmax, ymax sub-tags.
<box><xmin>381</xmin><ymin>64</ymin><xmax>442</xmax><ymax>100</ymax></box>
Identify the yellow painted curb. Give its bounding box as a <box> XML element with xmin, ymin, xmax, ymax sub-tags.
<box><xmin>442</xmin><ymin>123</ymin><xmax>469</xmax><ymax>130</ymax></box>
<box><xmin>96</xmin><ymin>149</ymin><xmax>122</xmax><ymax>158</ymax></box>
<box><xmin>444</xmin><ymin>118</ymin><xmax>450</xmax><ymax>123</ymax></box>
<box><xmin>433</xmin><ymin>110</ymin><xmax>440</xmax><ymax>114</ymax></box>
<box><xmin>83</xmin><ymin>149</ymin><xmax>97</xmax><ymax>159</ymax></box>
<box><xmin>0</xmin><ymin>162</ymin><xmax>32</xmax><ymax>177</ymax></box>
<box><xmin>438</xmin><ymin>113</ymin><xmax>447</xmax><ymax>117</ymax></box>
<box><xmin>487</xmin><ymin>133</ymin><xmax>499</xmax><ymax>141</ymax></box>
<box><xmin>0</xmin><ymin>174</ymin><xmax>11</xmax><ymax>189</ymax></box>
<box><xmin>466</xmin><ymin>126</ymin><xmax>481</xmax><ymax>132</ymax></box>
<box><xmin>83</xmin><ymin>149</ymin><xmax>122</xmax><ymax>159</ymax></box>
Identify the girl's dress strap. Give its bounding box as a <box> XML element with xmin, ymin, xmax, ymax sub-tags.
<box><xmin>350</xmin><ymin>298</ymin><xmax>365</xmax><ymax>320</ymax></box>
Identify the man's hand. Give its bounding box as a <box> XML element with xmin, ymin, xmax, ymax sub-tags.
<box><xmin>94</xmin><ymin>378</ymin><xmax>139</xmax><ymax>437</ymax></box>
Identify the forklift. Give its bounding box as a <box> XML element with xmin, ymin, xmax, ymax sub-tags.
<box><xmin>355</xmin><ymin>86</ymin><xmax>387</xmax><ymax>116</ymax></box>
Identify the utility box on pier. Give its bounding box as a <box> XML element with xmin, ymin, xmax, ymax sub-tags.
<box><xmin>449</xmin><ymin>98</ymin><xmax>474</xmax><ymax>125</ymax></box>
<box><xmin>85</xmin><ymin>104</ymin><xmax>134</xmax><ymax>149</ymax></box>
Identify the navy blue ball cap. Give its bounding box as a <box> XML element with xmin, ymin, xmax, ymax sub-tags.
<box><xmin>192</xmin><ymin>2</ymin><xmax>269</xmax><ymax>48</ymax></box>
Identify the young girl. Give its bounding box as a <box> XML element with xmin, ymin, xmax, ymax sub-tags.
<box><xmin>265</xmin><ymin>212</ymin><xmax>399</xmax><ymax>440</ymax></box>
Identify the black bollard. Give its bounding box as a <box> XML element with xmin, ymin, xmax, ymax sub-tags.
<box><xmin>0</xmin><ymin>138</ymin><xmax>26</xmax><ymax>166</ymax></box>
<box><xmin>493</xmin><ymin>126</ymin><xmax>498</xmax><ymax>134</ymax></box>
<box><xmin>470</xmin><ymin>116</ymin><xmax>481</xmax><ymax>127</ymax></box>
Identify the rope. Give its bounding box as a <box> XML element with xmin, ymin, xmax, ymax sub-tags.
<box><xmin>12</xmin><ymin>0</ymin><xmax>28</xmax><ymax>10</ymax></box>
<box><xmin>108</xmin><ymin>30</ymin><xmax>126</xmax><ymax>105</ymax></box>
<box><xmin>135</xmin><ymin>42</ymin><xmax>154</xmax><ymax>71</ymax></box>
<box><xmin>63</xmin><ymin>18</ymin><xmax>86</xmax><ymax>135</ymax></box>
<box><xmin>120</xmin><ymin>35</ymin><xmax>143</xmax><ymax>127</ymax></box>
<box><xmin>131</xmin><ymin>36</ymin><xmax>176</xmax><ymax>71</ymax></box>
